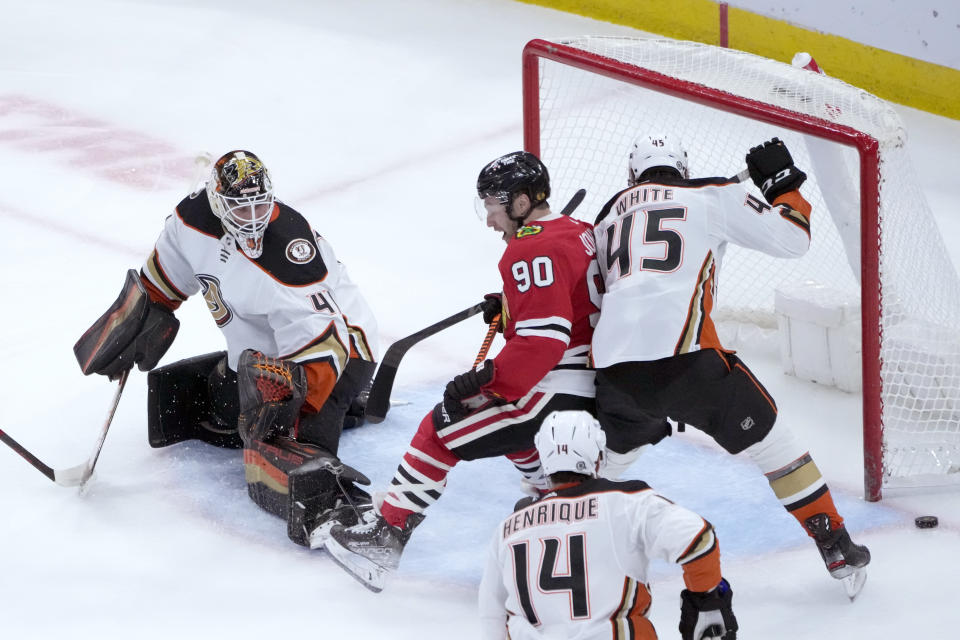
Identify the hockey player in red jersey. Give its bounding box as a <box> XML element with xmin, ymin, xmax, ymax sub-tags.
<box><xmin>591</xmin><ymin>132</ymin><xmax>870</xmax><ymax>597</ymax></box>
<box><xmin>479</xmin><ymin>410</ymin><xmax>738</xmax><ymax>640</ymax></box>
<box><xmin>74</xmin><ymin>150</ymin><xmax>379</xmax><ymax>545</ymax></box>
<box><xmin>322</xmin><ymin>151</ymin><xmax>601</xmax><ymax>591</ymax></box>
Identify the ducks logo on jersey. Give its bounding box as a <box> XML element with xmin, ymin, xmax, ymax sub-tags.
<box><xmin>286</xmin><ymin>239</ymin><xmax>316</xmax><ymax>264</ymax></box>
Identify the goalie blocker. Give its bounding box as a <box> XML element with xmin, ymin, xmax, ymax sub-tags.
<box><xmin>74</xmin><ymin>269</ymin><xmax>179</xmax><ymax>380</ymax></box>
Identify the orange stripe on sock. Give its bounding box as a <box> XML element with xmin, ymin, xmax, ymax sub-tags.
<box><xmin>791</xmin><ymin>490</ymin><xmax>844</xmax><ymax>534</ymax></box>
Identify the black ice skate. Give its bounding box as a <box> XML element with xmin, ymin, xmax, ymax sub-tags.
<box><xmin>804</xmin><ymin>513</ymin><xmax>871</xmax><ymax>600</ymax></box>
<box><xmin>324</xmin><ymin>512</ymin><xmax>424</xmax><ymax>593</ymax></box>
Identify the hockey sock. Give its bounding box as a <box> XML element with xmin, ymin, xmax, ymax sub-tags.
<box><xmin>505</xmin><ymin>448</ymin><xmax>548</xmax><ymax>493</ymax></box>
<box><xmin>742</xmin><ymin>420</ymin><xmax>843</xmax><ymax>533</ymax></box>
<box><xmin>381</xmin><ymin>412</ymin><xmax>460</xmax><ymax>528</ymax></box>
<box><xmin>765</xmin><ymin>453</ymin><xmax>843</xmax><ymax>533</ymax></box>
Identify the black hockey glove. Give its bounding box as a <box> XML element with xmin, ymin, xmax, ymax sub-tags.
<box><xmin>679</xmin><ymin>579</ymin><xmax>738</xmax><ymax>640</ymax></box>
<box><xmin>432</xmin><ymin>359</ymin><xmax>497</xmax><ymax>427</ymax></box>
<box><xmin>236</xmin><ymin>349</ymin><xmax>307</xmax><ymax>445</ymax></box>
<box><xmin>745</xmin><ymin>137</ymin><xmax>807</xmax><ymax>204</ymax></box>
<box><xmin>481</xmin><ymin>293</ymin><xmax>503</xmax><ymax>331</ymax></box>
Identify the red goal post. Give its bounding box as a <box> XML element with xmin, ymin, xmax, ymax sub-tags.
<box><xmin>522</xmin><ymin>37</ymin><xmax>960</xmax><ymax>501</ymax></box>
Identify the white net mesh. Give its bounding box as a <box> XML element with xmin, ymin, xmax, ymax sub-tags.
<box><xmin>530</xmin><ymin>36</ymin><xmax>960</xmax><ymax>489</ymax></box>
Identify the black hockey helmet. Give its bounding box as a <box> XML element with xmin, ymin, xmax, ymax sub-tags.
<box><xmin>476</xmin><ymin>150</ymin><xmax>550</xmax><ymax>221</ymax></box>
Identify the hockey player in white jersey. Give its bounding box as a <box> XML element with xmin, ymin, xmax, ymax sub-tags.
<box><xmin>479</xmin><ymin>410</ymin><xmax>738</xmax><ymax>640</ymax></box>
<box><xmin>590</xmin><ymin>133</ymin><xmax>870</xmax><ymax>596</ymax></box>
<box><xmin>74</xmin><ymin>150</ymin><xmax>379</xmax><ymax>545</ymax></box>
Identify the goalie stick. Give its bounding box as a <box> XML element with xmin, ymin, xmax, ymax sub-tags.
<box><xmin>0</xmin><ymin>369</ymin><xmax>129</xmax><ymax>487</ymax></box>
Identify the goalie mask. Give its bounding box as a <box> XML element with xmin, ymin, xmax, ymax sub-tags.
<box><xmin>207</xmin><ymin>150</ymin><xmax>275</xmax><ymax>259</ymax></box>
<box><xmin>476</xmin><ymin>150</ymin><xmax>550</xmax><ymax>223</ymax></box>
<box><xmin>534</xmin><ymin>410</ymin><xmax>606</xmax><ymax>478</ymax></box>
<box><xmin>628</xmin><ymin>132</ymin><xmax>689</xmax><ymax>185</ymax></box>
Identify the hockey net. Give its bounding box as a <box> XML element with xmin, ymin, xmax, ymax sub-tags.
<box><xmin>523</xmin><ymin>36</ymin><xmax>960</xmax><ymax>500</ymax></box>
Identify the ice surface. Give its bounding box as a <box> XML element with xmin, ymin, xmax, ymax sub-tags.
<box><xmin>1</xmin><ymin>1</ymin><xmax>958</xmax><ymax>637</ymax></box>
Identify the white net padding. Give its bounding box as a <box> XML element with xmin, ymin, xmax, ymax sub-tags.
<box><xmin>527</xmin><ymin>36</ymin><xmax>960</xmax><ymax>494</ymax></box>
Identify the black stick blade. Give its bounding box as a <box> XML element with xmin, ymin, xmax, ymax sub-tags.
<box><xmin>365</xmin><ymin>302</ymin><xmax>483</xmax><ymax>423</ymax></box>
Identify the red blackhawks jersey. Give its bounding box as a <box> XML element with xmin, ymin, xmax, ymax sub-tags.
<box><xmin>139</xmin><ymin>191</ymin><xmax>378</xmax><ymax>408</ymax></box>
<box><xmin>591</xmin><ymin>178</ymin><xmax>811</xmax><ymax>366</ymax></box>
<box><xmin>483</xmin><ymin>212</ymin><xmax>601</xmax><ymax>402</ymax></box>
<box><xmin>478</xmin><ymin>478</ymin><xmax>722</xmax><ymax>640</ymax></box>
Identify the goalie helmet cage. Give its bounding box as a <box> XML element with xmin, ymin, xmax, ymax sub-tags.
<box><xmin>522</xmin><ymin>37</ymin><xmax>960</xmax><ymax>501</ymax></box>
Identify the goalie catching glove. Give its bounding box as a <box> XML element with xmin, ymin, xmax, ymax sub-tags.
<box><xmin>679</xmin><ymin>578</ymin><xmax>738</xmax><ymax>640</ymax></box>
<box><xmin>432</xmin><ymin>359</ymin><xmax>498</xmax><ymax>427</ymax></box>
<box><xmin>74</xmin><ymin>269</ymin><xmax>179</xmax><ymax>380</ymax></box>
<box><xmin>745</xmin><ymin>137</ymin><xmax>807</xmax><ymax>204</ymax></box>
<box><xmin>236</xmin><ymin>349</ymin><xmax>307</xmax><ymax>445</ymax></box>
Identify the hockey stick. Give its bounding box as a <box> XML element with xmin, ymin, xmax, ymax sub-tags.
<box><xmin>365</xmin><ymin>303</ymin><xmax>484</xmax><ymax>423</ymax></box>
<box><xmin>474</xmin><ymin>314</ymin><xmax>500</xmax><ymax>366</ymax></box>
<box><xmin>560</xmin><ymin>188</ymin><xmax>587</xmax><ymax>216</ymax></box>
<box><xmin>0</xmin><ymin>369</ymin><xmax>129</xmax><ymax>487</ymax></box>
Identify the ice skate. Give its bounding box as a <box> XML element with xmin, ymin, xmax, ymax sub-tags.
<box><xmin>804</xmin><ymin>514</ymin><xmax>870</xmax><ymax>599</ymax></box>
<box><xmin>325</xmin><ymin>511</ymin><xmax>424</xmax><ymax>592</ymax></box>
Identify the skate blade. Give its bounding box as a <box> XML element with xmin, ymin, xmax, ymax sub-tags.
<box><xmin>308</xmin><ymin>522</ymin><xmax>335</xmax><ymax>550</ymax></box>
<box><xmin>324</xmin><ymin>538</ymin><xmax>388</xmax><ymax>593</ymax></box>
<box><xmin>841</xmin><ymin>568</ymin><xmax>867</xmax><ymax>601</ymax></box>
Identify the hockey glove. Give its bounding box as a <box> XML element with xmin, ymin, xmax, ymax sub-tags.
<box><xmin>481</xmin><ymin>293</ymin><xmax>503</xmax><ymax>331</ymax></box>
<box><xmin>745</xmin><ymin>138</ymin><xmax>807</xmax><ymax>204</ymax></box>
<box><xmin>236</xmin><ymin>349</ymin><xmax>307</xmax><ymax>445</ymax></box>
<box><xmin>679</xmin><ymin>579</ymin><xmax>738</xmax><ymax>640</ymax></box>
<box><xmin>74</xmin><ymin>269</ymin><xmax>179</xmax><ymax>380</ymax></box>
<box><xmin>432</xmin><ymin>359</ymin><xmax>497</xmax><ymax>427</ymax></box>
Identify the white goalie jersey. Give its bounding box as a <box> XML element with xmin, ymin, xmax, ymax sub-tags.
<box><xmin>591</xmin><ymin>178</ymin><xmax>811</xmax><ymax>367</ymax></box>
<box><xmin>478</xmin><ymin>478</ymin><xmax>722</xmax><ymax>640</ymax></box>
<box><xmin>141</xmin><ymin>192</ymin><xmax>378</xmax><ymax>373</ymax></box>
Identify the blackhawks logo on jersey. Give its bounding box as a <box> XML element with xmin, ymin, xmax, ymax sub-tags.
<box><xmin>515</xmin><ymin>224</ymin><xmax>543</xmax><ymax>239</ymax></box>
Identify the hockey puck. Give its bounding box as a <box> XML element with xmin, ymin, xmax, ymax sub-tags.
<box><xmin>915</xmin><ymin>515</ymin><xmax>939</xmax><ymax>529</ymax></box>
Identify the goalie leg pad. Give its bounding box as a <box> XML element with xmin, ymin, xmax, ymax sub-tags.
<box><xmin>147</xmin><ymin>351</ymin><xmax>242</xmax><ymax>449</ymax></box>
<box><xmin>287</xmin><ymin>455</ymin><xmax>371</xmax><ymax>547</ymax></box>
<box><xmin>242</xmin><ymin>438</ymin><xmax>371</xmax><ymax>545</ymax></box>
